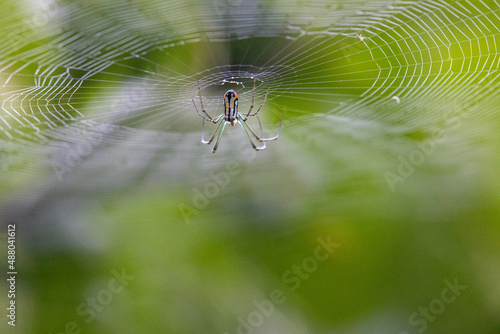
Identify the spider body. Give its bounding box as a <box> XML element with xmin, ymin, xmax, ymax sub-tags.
<box><xmin>192</xmin><ymin>79</ymin><xmax>282</xmax><ymax>153</ymax></box>
<box><xmin>223</xmin><ymin>90</ymin><xmax>239</xmax><ymax>126</ymax></box>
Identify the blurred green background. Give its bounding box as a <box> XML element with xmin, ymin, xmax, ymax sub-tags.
<box><xmin>1</xmin><ymin>0</ymin><xmax>500</xmax><ymax>333</ymax></box>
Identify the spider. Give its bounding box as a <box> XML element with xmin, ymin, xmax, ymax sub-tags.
<box><xmin>192</xmin><ymin>78</ymin><xmax>283</xmax><ymax>153</ymax></box>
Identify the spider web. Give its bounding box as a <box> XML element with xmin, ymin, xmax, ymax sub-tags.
<box><xmin>0</xmin><ymin>0</ymin><xmax>499</xmax><ymax>187</ymax></box>
<box><xmin>2</xmin><ymin>2</ymin><xmax>500</xmax><ymax>333</ymax></box>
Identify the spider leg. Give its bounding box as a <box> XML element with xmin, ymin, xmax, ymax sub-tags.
<box><xmin>243</xmin><ymin>108</ymin><xmax>283</xmax><ymax>142</ymax></box>
<box><xmin>238</xmin><ymin>115</ymin><xmax>266</xmax><ymax>151</ymax></box>
<box><xmin>246</xmin><ymin>88</ymin><xmax>269</xmax><ymax>117</ymax></box>
<box><xmin>212</xmin><ymin>121</ymin><xmax>227</xmax><ymax>153</ymax></box>
<box><xmin>202</xmin><ymin>116</ymin><xmax>224</xmax><ymax>144</ymax></box>
<box><xmin>246</xmin><ymin>78</ymin><xmax>257</xmax><ymax>117</ymax></box>
<box><xmin>193</xmin><ymin>99</ymin><xmax>214</xmax><ymax>122</ymax></box>
<box><xmin>193</xmin><ymin>81</ymin><xmax>217</xmax><ymax>122</ymax></box>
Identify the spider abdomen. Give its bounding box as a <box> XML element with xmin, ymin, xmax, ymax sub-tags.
<box><xmin>224</xmin><ymin>90</ymin><xmax>238</xmax><ymax>123</ymax></box>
